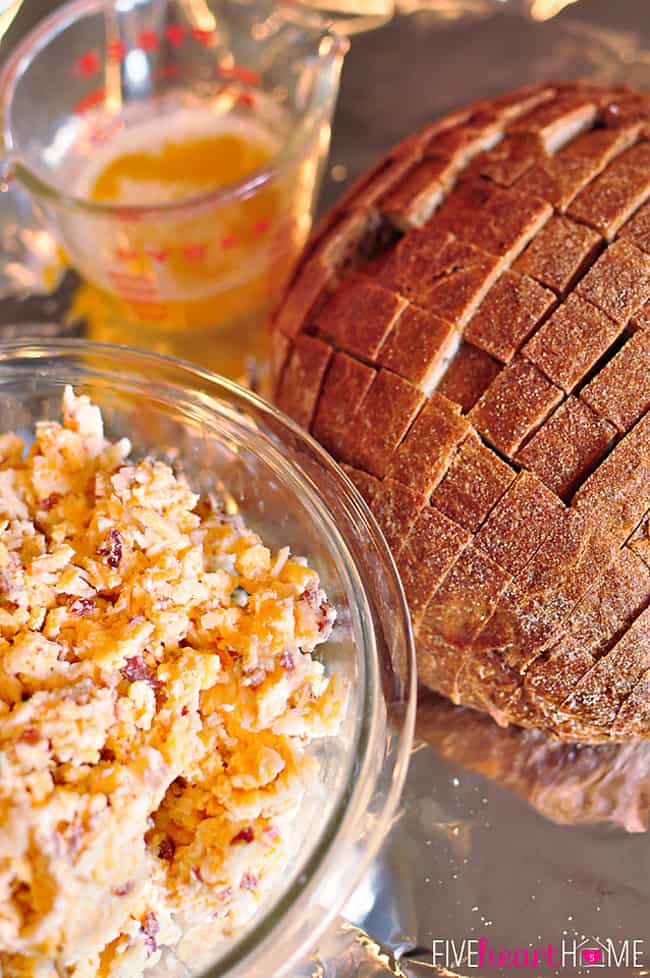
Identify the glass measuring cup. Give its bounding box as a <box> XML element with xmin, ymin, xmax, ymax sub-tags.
<box><xmin>0</xmin><ymin>0</ymin><xmax>347</xmax><ymax>382</ymax></box>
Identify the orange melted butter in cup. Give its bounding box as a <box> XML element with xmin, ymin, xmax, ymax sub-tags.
<box><xmin>73</xmin><ymin>101</ymin><xmax>304</xmax><ymax>378</ymax></box>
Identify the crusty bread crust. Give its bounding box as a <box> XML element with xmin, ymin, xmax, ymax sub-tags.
<box><xmin>272</xmin><ymin>81</ymin><xmax>650</xmax><ymax>743</ymax></box>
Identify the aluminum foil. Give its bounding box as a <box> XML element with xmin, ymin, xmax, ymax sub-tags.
<box><xmin>2</xmin><ymin>4</ymin><xmax>650</xmax><ymax>977</ymax></box>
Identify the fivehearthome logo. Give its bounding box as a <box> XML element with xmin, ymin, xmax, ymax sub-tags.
<box><xmin>432</xmin><ymin>937</ymin><xmax>645</xmax><ymax>970</ymax></box>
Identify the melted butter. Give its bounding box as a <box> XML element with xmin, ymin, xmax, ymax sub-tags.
<box><xmin>89</xmin><ymin>130</ymin><xmax>273</xmax><ymax>203</ymax></box>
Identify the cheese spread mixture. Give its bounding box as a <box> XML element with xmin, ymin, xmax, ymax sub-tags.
<box><xmin>0</xmin><ymin>389</ymin><xmax>343</xmax><ymax>978</ymax></box>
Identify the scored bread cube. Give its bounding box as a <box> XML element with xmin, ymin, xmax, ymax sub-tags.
<box><xmin>573</xmin><ymin>411</ymin><xmax>650</xmax><ymax>542</ymax></box>
<box><xmin>381</xmin><ymin>156</ymin><xmax>456</xmax><ymax>229</ymax></box>
<box><xmin>381</xmin><ymin>227</ymin><xmax>503</xmax><ymax>326</ymax></box>
<box><xmin>275</xmin><ymin>255</ymin><xmax>334</xmax><ymax>338</ymax></box>
<box><xmin>461</xmin><ymin>132</ymin><xmax>543</xmax><ymax>188</ymax></box>
<box><xmin>469</xmin><ymin>356</ymin><xmax>563</xmax><ymax>455</ymax></box>
<box><xmin>478</xmin><ymin>509</ymin><xmax>618</xmax><ymax>663</ymax></box>
<box><xmin>343</xmin><ymin>465</ymin><xmax>426</xmax><ymax>553</ymax></box>
<box><xmin>345</xmin><ymin>370</ymin><xmax>425</xmax><ymax>478</ymax></box>
<box><xmin>386</xmin><ymin>392</ymin><xmax>471</xmax><ymax>495</ymax></box>
<box><xmin>312</xmin><ymin>352</ymin><xmax>375</xmax><ymax>457</ymax></box>
<box><xmin>508</xmin><ymin>91</ymin><xmax>598</xmax><ymax>152</ymax></box>
<box><xmin>430</xmin><ymin>437</ymin><xmax>516</xmax><ymax>533</ymax></box>
<box><xmin>525</xmin><ymin>547</ymin><xmax>650</xmax><ymax>712</ymax></box>
<box><xmin>396</xmin><ymin>506</ymin><xmax>471</xmax><ymax>622</ymax></box>
<box><xmin>517</xmin><ymin>397</ymin><xmax>617</xmax><ymax>499</ymax></box>
<box><xmin>431</xmin><ymin>182</ymin><xmax>552</xmax><ymax>264</ymax></box>
<box><xmin>464</xmin><ymin>269</ymin><xmax>556</xmax><ymax>363</ymax></box>
<box><xmin>424</xmin><ymin>116</ymin><xmax>503</xmax><ymax>168</ymax></box>
<box><xmin>575</xmin><ymin>239</ymin><xmax>650</xmax><ymax>325</ymax></box>
<box><xmin>567</xmin><ymin>143</ymin><xmax>650</xmax><ymax>239</ymax></box>
<box><xmin>475</xmin><ymin>470</ymin><xmax>566</xmax><ymax>576</ymax></box>
<box><xmin>437</xmin><ymin>341</ymin><xmax>502</xmax><ymax>413</ymax></box>
<box><xmin>628</xmin><ymin>513</ymin><xmax>650</xmax><ymax>570</ymax></box>
<box><xmin>376</xmin><ymin>304</ymin><xmax>460</xmax><ymax>392</ymax></box>
<box><xmin>275</xmin><ymin>335</ymin><xmax>333</xmax><ymax>430</ymax></box>
<box><xmin>313</xmin><ymin>273</ymin><xmax>407</xmax><ymax>359</ymax></box>
<box><xmin>561</xmin><ymin>605</ymin><xmax>650</xmax><ymax>729</ymax></box>
<box><xmin>513</xmin><ymin>215</ymin><xmax>602</xmax><ymax>296</ymax></box>
<box><xmin>580</xmin><ymin>329</ymin><xmax>650</xmax><ymax>432</ymax></box>
<box><xmin>421</xmin><ymin>541</ymin><xmax>513</xmax><ymax>644</ymax></box>
<box><xmin>521</xmin><ymin>292</ymin><xmax>622</xmax><ymax>392</ymax></box>
<box><xmin>619</xmin><ymin>197</ymin><xmax>650</xmax><ymax>253</ymax></box>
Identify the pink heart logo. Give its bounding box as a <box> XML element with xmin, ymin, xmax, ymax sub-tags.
<box><xmin>582</xmin><ymin>949</ymin><xmax>602</xmax><ymax>965</ymax></box>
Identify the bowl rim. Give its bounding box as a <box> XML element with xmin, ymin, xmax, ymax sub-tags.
<box><xmin>0</xmin><ymin>337</ymin><xmax>416</xmax><ymax>978</ymax></box>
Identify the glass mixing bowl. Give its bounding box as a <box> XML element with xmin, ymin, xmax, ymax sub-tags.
<box><xmin>0</xmin><ymin>338</ymin><xmax>416</xmax><ymax>978</ymax></box>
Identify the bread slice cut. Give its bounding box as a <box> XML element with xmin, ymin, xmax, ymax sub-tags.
<box><xmin>274</xmin><ymin>80</ymin><xmax>650</xmax><ymax>742</ymax></box>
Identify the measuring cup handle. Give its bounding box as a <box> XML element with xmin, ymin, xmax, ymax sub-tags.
<box><xmin>0</xmin><ymin>160</ymin><xmax>82</xmax><ymax>339</ymax></box>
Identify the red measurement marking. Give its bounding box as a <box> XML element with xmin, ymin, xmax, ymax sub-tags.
<box><xmin>191</xmin><ymin>27</ymin><xmax>214</xmax><ymax>47</ymax></box>
<box><xmin>74</xmin><ymin>87</ymin><xmax>106</xmax><ymax>115</ymax></box>
<box><xmin>253</xmin><ymin>219</ymin><xmax>270</xmax><ymax>236</ymax></box>
<box><xmin>138</xmin><ymin>30</ymin><xmax>159</xmax><ymax>51</ymax></box>
<box><xmin>114</xmin><ymin>246</ymin><xmax>140</xmax><ymax>262</ymax></box>
<box><xmin>107</xmin><ymin>39</ymin><xmax>126</xmax><ymax>62</ymax></box>
<box><xmin>108</xmin><ymin>270</ymin><xmax>157</xmax><ymax>291</ymax></box>
<box><xmin>155</xmin><ymin>64</ymin><xmax>180</xmax><ymax>81</ymax></box>
<box><xmin>145</xmin><ymin>248</ymin><xmax>169</xmax><ymax>264</ymax></box>
<box><xmin>221</xmin><ymin>235</ymin><xmax>237</xmax><ymax>250</ymax></box>
<box><xmin>219</xmin><ymin>65</ymin><xmax>260</xmax><ymax>87</ymax></box>
<box><xmin>182</xmin><ymin>243</ymin><xmax>207</xmax><ymax>261</ymax></box>
<box><xmin>120</xmin><ymin>210</ymin><xmax>145</xmax><ymax>224</ymax></box>
<box><xmin>165</xmin><ymin>24</ymin><xmax>185</xmax><ymax>47</ymax></box>
<box><xmin>73</xmin><ymin>50</ymin><xmax>102</xmax><ymax>78</ymax></box>
<box><xmin>128</xmin><ymin>303</ymin><xmax>168</xmax><ymax>321</ymax></box>
<box><xmin>91</xmin><ymin>119</ymin><xmax>124</xmax><ymax>145</ymax></box>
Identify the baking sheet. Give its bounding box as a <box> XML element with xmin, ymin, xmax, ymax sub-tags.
<box><xmin>2</xmin><ymin>5</ymin><xmax>650</xmax><ymax>977</ymax></box>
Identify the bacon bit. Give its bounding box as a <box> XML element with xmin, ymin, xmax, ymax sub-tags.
<box><xmin>190</xmin><ymin>866</ymin><xmax>203</xmax><ymax>883</ymax></box>
<box><xmin>217</xmin><ymin>647</ymin><xmax>239</xmax><ymax>669</ymax></box>
<box><xmin>301</xmin><ymin>584</ymin><xmax>320</xmax><ymax>607</ymax></box>
<box><xmin>280</xmin><ymin>650</ymin><xmax>295</xmax><ymax>672</ymax></box>
<box><xmin>231</xmin><ymin>826</ymin><xmax>254</xmax><ymax>844</ymax></box>
<box><xmin>120</xmin><ymin>656</ymin><xmax>164</xmax><ymax>705</ymax></box>
<box><xmin>113</xmin><ymin>879</ymin><xmax>135</xmax><ymax>896</ymax></box>
<box><xmin>193</xmin><ymin>493</ymin><xmax>226</xmax><ymax>520</ymax></box>
<box><xmin>158</xmin><ymin>837</ymin><xmax>176</xmax><ymax>861</ymax></box>
<box><xmin>66</xmin><ymin>823</ymin><xmax>83</xmax><ymax>856</ymax></box>
<box><xmin>142</xmin><ymin>912</ymin><xmax>159</xmax><ymax>955</ymax></box>
<box><xmin>69</xmin><ymin>596</ymin><xmax>96</xmax><ymax>617</ymax></box>
<box><xmin>244</xmin><ymin>667</ymin><xmax>266</xmax><ymax>688</ymax></box>
<box><xmin>240</xmin><ymin>871</ymin><xmax>259</xmax><ymax>891</ymax></box>
<box><xmin>212</xmin><ymin>886</ymin><xmax>234</xmax><ymax>917</ymax></box>
<box><xmin>143</xmin><ymin>912</ymin><xmax>159</xmax><ymax>936</ymax></box>
<box><xmin>121</xmin><ymin>655</ymin><xmax>154</xmax><ymax>684</ymax></box>
<box><xmin>99</xmin><ymin>528</ymin><xmax>123</xmax><ymax>569</ymax></box>
<box><xmin>19</xmin><ymin>726</ymin><xmax>39</xmax><ymax>744</ymax></box>
<box><xmin>181</xmin><ymin>706</ymin><xmax>189</xmax><ymax>716</ymax></box>
<box><xmin>33</xmin><ymin>520</ymin><xmax>47</xmax><ymax>536</ymax></box>
<box><xmin>41</xmin><ymin>493</ymin><xmax>61</xmax><ymax>511</ymax></box>
<box><xmin>317</xmin><ymin>600</ymin><xmax>336</xmax><ymax>636</ymax></box>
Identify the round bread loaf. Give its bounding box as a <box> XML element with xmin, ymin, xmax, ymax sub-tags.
<box><xmin>272</xmin><ymin>80</ymin><xmax>650</xmax><ymax>743</ymax></box>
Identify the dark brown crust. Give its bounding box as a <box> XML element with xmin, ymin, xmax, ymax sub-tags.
<box><xmin>272</xmin><ymin>80</ymin><xmax>650</xmax><ymax>742</ymax></box>
<box><xmin>516</xmin><ymin>397</ymin><xmax>617</xmax><ymax>499</ymax></box>
<box><xmin>437</xmin><ymin>342</ymin><xmax>501</xmax><ymax>413</ymax></box>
